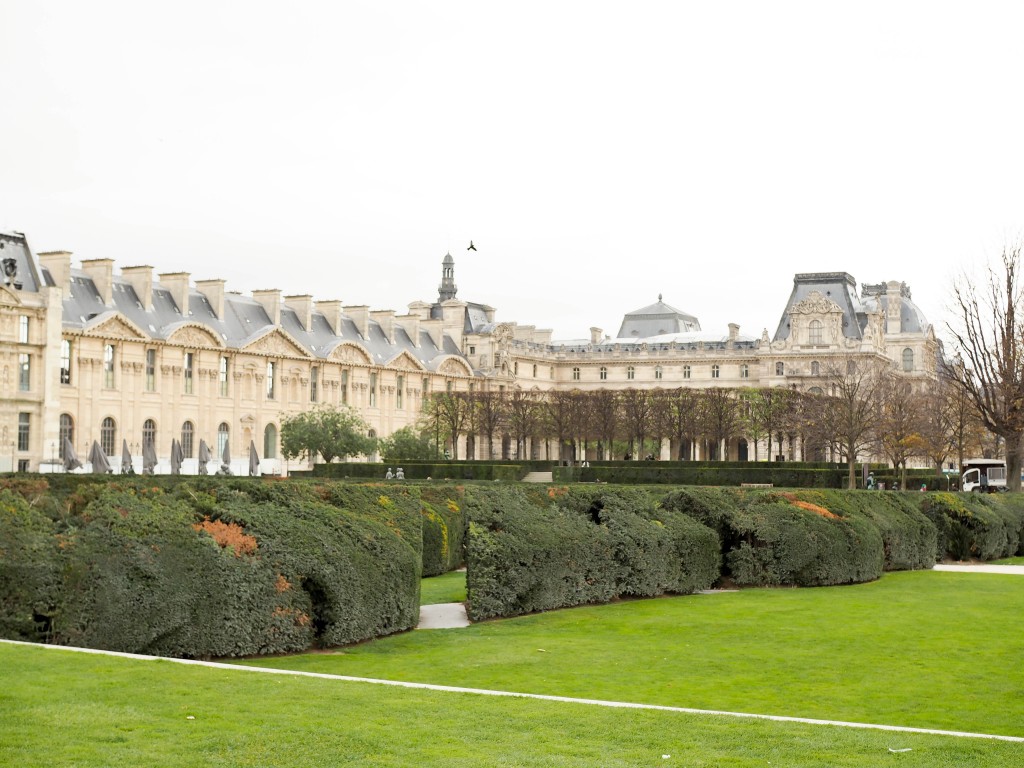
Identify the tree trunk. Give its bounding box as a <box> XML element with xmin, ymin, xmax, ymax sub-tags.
<box><xmin>1007</xmin><ymin>434</ymin><xmax>1023</xmax><ymax>492</ymax></box>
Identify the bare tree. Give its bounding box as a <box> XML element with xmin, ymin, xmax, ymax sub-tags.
<box><xmin>428</xmin><ymin>391</ymin><xmax>472</xmax><ymax>460</ymax></box>
<box><xmin>701</xmin><ymin>387</ymin><xmax>742</xmax><ymax>461</ymax></box>
<box><xmin>471</xmin><ymin>390</ymin><xmax>506</xmax><ymax>460</ymax></box>
<box><xmin>946</xmin><ymin>246</ymin><xmax>1024</xmax><ymax>491</ymax></box>
<box><xmin>820</xmin><ymin>356</ymin><xmax>886</xmax><ymax>489</ymax></box>
<box><xmin>506</xmin><ymin>388</ymin><xmax>543</xmax><ymax>460</ymax></box>
<box><xmin>588</xmin><ymin>389</ymin><xmax>620</xmax><ymax>460</ymax></box>
<box><xmin>620</xmin><ymin>388</ymin><xmax>655</xmax><ymax>459</ymax></box>
<box><xmin>658</xmin><ymin>388</ymin><xmax>700</xmax><ymax>460</ymax></box>
<box><xmin>877</xmin><ymin>372</ymin><xmax>925</xmax><ymax>490</ymax></box>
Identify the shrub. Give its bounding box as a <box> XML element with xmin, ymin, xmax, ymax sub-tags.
<box><xmin>0</xmin><ymin>490</ymin><xmax>60</xmax><ymax>641</ymax></box>
<box><xmin>418</xmin><ymin>486</ymin><xmax>467</xmax><ymax>576</ymax></box>
<box><xmin>917</xmin><ymin>493</ymin><xmax>1008</xmax><ymax>561</ymax></box>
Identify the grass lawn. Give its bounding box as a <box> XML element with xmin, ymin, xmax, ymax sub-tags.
<box><xmin>993</xmin><ymin>556</ymin><xmax>1024</xmax><ymax>565</ymax></box>
<box><xmin>2</xmin><ymin>643</ymin><xmax>1023</xmax><ymax>767</ymax></box>
<box><xmin>420</xmin><ymin>570</ymin><xmax>466</xmax><ymax>605</ymax></box>
<box><xmin>241</xmin><ymin>571</ymin><xmax>1024</xmax><ymax>739</ymax></box>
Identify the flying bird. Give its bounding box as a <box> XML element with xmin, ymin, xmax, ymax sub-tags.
<box><xmin>467</xmin><ymin>241</ymin><xmax>477</xmax><ymax>251</ymax></box>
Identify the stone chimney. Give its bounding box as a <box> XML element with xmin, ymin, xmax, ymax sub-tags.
<box><xmin>121</xmin><ymin>265</ymin><xmax>154</xmax><ymax>311</ymax></box>
<box><xmin>407</xmin><ymin>300</ymin><xmax>433</xmax><ymax>320</ymax></box>
<box><xmin>885</xmin><ymin>281</ymin><xmax>902</xmax><ymax>335</ymax></box>
<box><xmin>421</xmin><ymin>318</ymin><xmax>444</xmax><ymax>350</ymax></box>
<box><xmin>728</xmin><ymin>323</ymin><xmax>739</xmax><ymax>341</ymax></box>
<box><xmin>590</xmin><ymin>327</ymin><xmax>603</xmax><ymax>345</ymax></box>
<box><xmin>81</xmin><ymin>258</ymin><xmax>115</xmax><ymax>306</ymax></box>
<box><xmin>158</xmin><ymin>272</ymin><xmax>191</xmax><ymax>316</ymax></box>
<box><xmin>395</xmin><ymin>313</ymin><xmax>421</xmax><ymax>347</ymax></box>
<box><xmin>370</xmin><ymin>309</ymin><xmax>396</xmax><ymax>343</ymax></box>
<box><xmin>252</xmin><ymin>289</ymin><xmax>281</xmax><ymax>325</ymax></box>
<box><xmin>533</xmin><ymin>329</ymin><xmax>553</xmax><ymax>345</ymax></box>
<box><xmin>316</xmin><ymin>300</ymin><xmax>344</xmax><ymax>335</ymax></box>
<box><xmin>37</xmin><ymin>251</ymin><xmax>72</xmax><ymax>294</ymax></box>
<box><xmin>195</xmin><ymin>279</ymin><xmax>225</xmax><ymax>319</ymax></box>
<box><xmin>345</xmin><ymin>305</ymin><xmax>370</xmax><ymax>339</ymax></box>
<box><xmin>285</xmin><ymin>294</ymin><xmax>314</xmax><ymax>331</ymax></box>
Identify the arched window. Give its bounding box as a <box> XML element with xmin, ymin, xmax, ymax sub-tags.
<box><xmin>101</xmin><ymin>417</ymin><xmax>117</xmax><ymax>456</ymax></box>
<box><xmin>59</xmin><ymin>414</ymin><xmax>74</xmax><ymax>458</ymax></box>
<box><xmin>600</xmin><ymin>366</ymin><xmax>608</xmax><ymax>380</ymax></box>
<box><xmin>902</xmin><ymin>348</ymin><xmax>914</xmax><ymax>372</ymax></box>
<box><xmin>847</xmin><ymin>360</ymin><xmax>857</xmax><ymax>375</ymax></box>
<box><xmin>808</xmin><ymin>319</ymin><xmax>823</xmax><ymax>344</ymax></box>
<box><xmin>740</xmin><ymin>364</ymin><xmax>749</xmax><ymax>379</ymax></box>
<box><xmin>775</xmin><ymin>362</ymin><xmax>784</xmax><ymax>376</ymax></box>
<box><xmin>683</xmin><ymin>365</ymin><xmax>691</xmax><ymax>380</ymax></box>
<box><xmin>627</xmin><ymin>366</ymin><xmax>635</xmax><ymax>380</ymax></box>
<box><xmin>808</xmin><ymin>386</ymin><xmax>824</xmax><ymax>395</ymax></box>
<box><xmin>181</xmin><ymin>421</ymin><xmax>195</xmax><ymax>458</ymax></box>
<box><xmin>811</xmin><ymin>361</ymin><xmax>820</xmax><ymax>376</ymax></box>
<box><xmin>532</xmin><ymin>364</ymin><xmax>537</xmax><ymax>377</ymax></box>
<box><xmin>654</xmin><ymin>366</ymin><xmax>663</xmax><ymax>380</ymax></box>
<box><xmin>572</xmin><ymin>367</ymin><xmax>580</xmax><ymax>381</ymax></box>
<box><xmin>264</xmin><ymin>423</ymin><xmax>277</xmax><ymax>459</ymax></box>
<box><xmin>142</xmin><ymin>419</ymin><xmax>156</xmax><ymax>452</ymax></box>
<box><xmin>711</xmin><ymin>364</ymin><xmax>720</xmax><ymax>379</ymax></box>
<box><xmin>217</xmin><ymin>422</ymin><xmax>230</xmax><ymax>459</ymax></box>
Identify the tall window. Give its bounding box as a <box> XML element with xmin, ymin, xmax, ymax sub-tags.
<box><xmin>219</xmin><ymin>356</ymin><xmax>229</xmax><ymax>396</ymax></box>
<box><xmin>711</xmin><ymin>364</ymin><xmax>720</xmax><ymax>379</ymax></box>
<box><xmin>683</xmin><ymin>365</ymin><xmax>691</xmax><ymax>379</ymax></box>
<box><xmin>811</xmin><ymin>361</ymin><xmax>820</xmax><ymax>376</ymax></box>
<box><xmin>902</xmin><ymin>348</ymin><xmax>914</xmax><ymax>372</ymax></box>
<box><xmin>549</xmin><ymin>367</ymin><xmax>554</xmax><ymax>379</ymax></box>
<box><xmin>104</xmin><ymin>344</ymin><xmax>115</xmax><ymax>388</ymax></box>
<box><xmin>422</xmin><ymin>376</ymin><xmax>429</xmax><ymax>409</ymax></box>
<box><xmin>532</xmin><ymin>364</ymin><xmax>537</xmax><ymax>378</ymax></box>
<box><xmin>101</xmin><ymin>417</ymin><xmax>117</xmax><ymax>456</ymax></box>
<box><xmin>264</xmin><ymin>423</ymin><xmax>277</xmax><ymax>459</ymax></box>
<box><xmin>181</xmin><ymin>421</ymin><xmax>194</xmax><ymax>458</ymax></box>
<box><xmin>59</xmin><ymin>414</ymin><xmax>74</xmax><ymax>458</ymax></box>
<box><xmin>142</xmin><ymin>419</ymin><xmax>156</xmax><ymax>453</ymax></box>
<box><xmin>369</xmin><ymin>372</ymin><xmax>378</xmax><ymax>406</ymax></box>
<box><xmin>18</xmin><ymin>316</ymin><xmax>29</xmax><ymax>343</ymax></box>
<box><xmin>514</xmin><ymin>361</ymin><xmax>519</xmax><ymax>376</ymax></box>
<box><xmin>17</xmin><ymin>413</ymin><xmax>29</xmax><ymax>451</ymax></box>
<box><xmin>146</xmin><ymin>349</ymin><xmax>156</xmax><ymax>391</ymax></box>
<box><xmin>446</xmin><ymin>379</ymin><xmax>453</xmax><ymax>393</ymax></box>
<box><xmin>397</xmin><ymin>375</ymin><xmax>404</xmax><ymax>409</ymax></box>
<box><xmin>342</xmin><ymin>370</ymin><xmax>350</xmax><ymax>404</ymax></box>
<box><xmin>808</xmin><ymin>319</ymin><xmax>823</xmax><ymax>345</ymax></box>
<box><xmin>627</xmin><ymin>366</ymin><xmax>635</xmax><ymax>380</ymax></box>
<box><xmin>217</xmin><ymin>422</ymin><xmax>230</xmax><ymax>459</ymax></box>
<box><xmin>18</xmin><ymin>353</ymin><xmax>30</xmax><ymax>391</ymax></box>
<box><xmin>654</xmin><ymin>366</ymin><xmax>663</xmax><ymax>380</ymax></box>
<box><xmin>600</xmin><ymin>366</ymin><xmax>608</xmax><ymax>380</ymax></box>
<box><xmin>60</xmin><ymin>339</ymin><xmax>72</xmax><ymax>384</ymax></box>
<box><xmin>847</xmin><ymin>360</ymin><xmax>857</xmax><ymax>375</ymax></box>
<box><xmin>740</xmin><ymin>363</ymin><xmax>750</xmax><ymax>379</ymax></box>
<box><xmin>310</xmin><ymin>366</ymin><xmax>319</xmax><ymax>403</ymax></box>
<box><xmin>775</xmin><ymin>361</ymin><xmax>784</xmax><ymax>376</ymax></box>
<box><xmin>572</xmin><ymin>367</ymin><xmax>580</xmax><ymax>381</ymax></box>
<box><xmin>184</xmin><ymin>352</ymin><xmax>194</xmax><ymax>394</ymax></box>
<box><xmin>266</xmin><ymin>361</ymin><xmax>276</xmax><ymax>399</ymax></box>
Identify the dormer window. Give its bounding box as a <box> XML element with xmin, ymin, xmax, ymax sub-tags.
<box><xmin>808</xmin><ymin>319</ymin><xmax>823</xmax><ymax>345</ymax></box>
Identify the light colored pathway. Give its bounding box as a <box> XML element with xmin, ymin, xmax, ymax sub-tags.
<box><xmin>2</xmin><ymin>638</ymin><xmax>1021</xmax><ymax>743</ymax></box>
<box><xmin>934</xmin><ymin>564</ymin><xmax>1024</xmax><ymax>575</ymax></box>
<box><xmin>522</xmin><ymin>471</ymin><xmax>553</xmax><ymax>483</ymax></box>
<box><xmin>418</xmin><ymin>602</ymin><xmax>470</xmax><ymax>629</ymax></box>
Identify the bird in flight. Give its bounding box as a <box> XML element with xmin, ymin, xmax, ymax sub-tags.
<box><xmin>467</xmin><ymin>241</ymin><xmax>477</xmax><ymax>251</ymax></box>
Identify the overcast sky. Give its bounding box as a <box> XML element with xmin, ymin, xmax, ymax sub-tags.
<box><xmin>3</xmin><ymin>1</ymin><xmax>1023</xmax><ymax>341</ymax></box>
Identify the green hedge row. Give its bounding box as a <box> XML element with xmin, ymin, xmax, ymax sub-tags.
<box><xmin>306</xmin><ymin>462</ymin><xmax>527</xmax><ymax>481</ymax></box>
<box><xmin>0</xmin><ymin>477</ymin><xmax>427</xmax><ymax>657</ymax></box>
<box><xmin>464</xmin><ymin>485</ymin><xmax>720</xmax><ymax>621</ymax></box>
<box><xmin>417</xmin><ymin>486</ymin><xmax>468</xmax><ymax>576</ymax></box>
<box><xmin>554</xmin><ymin>465</ymin><xmax>851</xmax><ymax>487</ymax></box>
<box><xmin>919</xmin><ymin>492</ymin><xmax>1024</xmax><ymax>561</ymax></box>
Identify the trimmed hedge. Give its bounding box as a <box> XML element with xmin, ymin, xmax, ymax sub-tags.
<box><xmin>0</xmin><ymin>477</ymin><xmax>423</xmax><ymax>657</ymax></box>
<box><xmin>306</xmin><ymin>462</ymin><xmax>528</xmax><ymax>481</ymax></box>
<box><xmin>918</xmin><ymin>492</ymin><xmax>1024</xmax><ymax>561</ymax></box>
<box><xmin>417</xmin><ymin>485</ymin><xmax>468</xmax><ymax>576</ymax></box>
<box><xmin>464</xmin><ymin>485</ymin><xmax>720</xmax><ymax>620</ymax></box>
<box><xmin>554</xmin><ymin>465</ymin><xmax>850</xmax><ymax>487</ymax></box>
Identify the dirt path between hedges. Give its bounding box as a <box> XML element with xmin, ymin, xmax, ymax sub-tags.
<box><xmin>933</xmin><ymin>564</ymin><xmax>1024</xmax><ymax>575</ymax></box>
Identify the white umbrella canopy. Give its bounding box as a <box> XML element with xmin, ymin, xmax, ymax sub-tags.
<box><xmin>143</xmin><ymin>440</ymin><xmax>158</xmax><ymax>475</ymax></box>
<box><xmin>248</xmin><ymin>440</ymin><xmax>260</xmax><ymax>477</ymax></box>
<box><xmin>87</xmin><ymin>441</ymin><xmax>111</xmax><ymax>474</ymax></box>
<box><xmin>197</xmin><ymin>439</ymin><xmax>211</xmax><ymax>475</ymax></box>
<box><xmin>121</xmin><ymin>439</ymin><xmax>134</xmax><ymax>475</ymax></box>
<box><xmin>63</xmin><ymin>436</ymin><xmax>82</xmax><ymax>472</ymax></box>
<box><xmin>170</xmin><ymin>439</ymin><xmax>184</xmax><ymax>475</ymax></box>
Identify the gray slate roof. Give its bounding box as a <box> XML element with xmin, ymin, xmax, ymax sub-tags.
<box><xmin>616</xmin><ymin>297</ymin><xmax>701</xmax><ymax>339</ymax></box>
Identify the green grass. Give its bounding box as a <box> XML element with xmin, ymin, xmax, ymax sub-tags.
<box><xmin>2</xmin><ymin>643</ymin><xmax>1022</xmax><ymax>767</ymax></box>
<box><xmin>241</xmin><ymin>571</ymin><xmax>1024</xmax><ymax>738</ymax></box>
<box><xmin>993</xmin><ymin>556</ymin><xmax>1024</xmax><ymax>565</ymax></box>
<box><xmin>420</xmin><ymin>569</ymin><xmax>467</xmax><ymax>605</ymax></box>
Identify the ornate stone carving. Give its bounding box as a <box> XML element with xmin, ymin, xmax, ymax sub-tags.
<box><xmin>790</xmin><ymin>291</ymin><xmax>843</xmax><ymax>316</ymax></box>
<box><xmin>390</xmin><ymin>352</ymin><xmax>421</xmax><ymax>371</ymax></box>
<box><xmin>245</xmin><ymin>331</ymin><xmax>307</xmax><ymax>358</ymax></box>
<box><xmin>331</xmin><ymin>344</ymin><xmax>372</xmax><ymax>365</ymax></box>
<box><xmin>89</xmin><ymin>316</ymin><xmax>147</xmax><ymax>340</ymax></box>
<box><xmin>169</xmin><ymin>325</ymin><xmax>222</xmax><ymax>349</ymax></box>
<box><xmin>438</xmin><ymin>358</ymin><xmax>469</xmax><ymax>376</ymax></box>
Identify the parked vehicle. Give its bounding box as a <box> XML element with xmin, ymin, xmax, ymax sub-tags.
<box><xmin>960</xmin><ymin>458</ymin><xmax>1016</xmax><ymax>493</ymax></box>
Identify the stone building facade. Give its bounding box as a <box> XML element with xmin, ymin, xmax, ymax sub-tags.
<box><xmin>0</xmin><ymin>231</ymin><xmax>939</xmax><ymax>472</ymax></box>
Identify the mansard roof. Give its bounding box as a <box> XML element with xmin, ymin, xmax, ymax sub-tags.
<box><xmin>616</xmin><ymin>296</ymin><xmax>701</xmax><ymax>339</ymax></box>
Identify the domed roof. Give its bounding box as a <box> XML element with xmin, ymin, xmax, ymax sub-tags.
<box><xmin>616</xmin><ymin>295</ymin><xmax>701</xmax><ymax>339</ymax></box>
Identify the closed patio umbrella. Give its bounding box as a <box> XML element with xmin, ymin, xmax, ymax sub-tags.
<box><xmin>197</xmin><ymin>439</ymin><xmax>211</xmax><ymax>475</ymax></box>
<box><xmin>248</xmin><ymin>440</ymin><xmax>260</xmax><ymax>477</ymax></box>
<box><xmin>88</xmin><ymin>441</ymin><xmax>111</xmax><ymax>474</ymax></box>
<box><xmin>121</xmin><ymin>439</ymin><xmax>134</xmax><ymax>475</ymax></box>
<box><xmin>170</xmin><ymin>438</ymin><xmax>184</xmax><ymax>475</ymax></box>
<box><xmin>143</xmin><ymin>439</ymin><xmax>158</xmax><ymax>475</ymax></box>
<box><xmin>62</xmin><ymin>436</ymin><xmax>82</xmax><ymax>472</ymax></box>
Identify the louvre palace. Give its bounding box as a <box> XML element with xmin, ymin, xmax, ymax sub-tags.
<box><xmin>0</xmin><ymin>231</ymin><xmax>939</xmax><ymax>472</ymax></box>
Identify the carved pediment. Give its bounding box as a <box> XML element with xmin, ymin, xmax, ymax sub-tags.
<box><xmin>438</xmin><ymin>357</ymin><xmax>473</xmax><ymax>376</ymax></box>
<box><xmin>387</xmin><ymin>350</ymin><xmax>426</xmax><ymax>372</ymax></box>
<box><xmin>330</xmin><ymin>343</ymin><xmax>372</xmax><ymax>365</ymax></box>
<box><xmin>0</xmin><ymin>286</ymin><xmax>22</xmax><ymax>306</ymax></box>
<box><xmin>86</xmin><ymin>314</ymin><xmax>149</xmax><ymax>341</ymax></box>
<box><xmin>790</xmin><ymin>291</ymin><xmax>843</xmax><ymax>316</ymax></box>
<box><xmin>167</xmin><ymin>324</ymin><xmax>224</xmax><ymax>349</ymax></box>
<box><xmin>243</xmin><ymin>330</ymin><xmax>310</xmax><ymax>358</ymax></box>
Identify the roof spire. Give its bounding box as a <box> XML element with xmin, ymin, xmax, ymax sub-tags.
<box><xmin>438</xmin><ymin>252</ymin><xmax>458</xmax><ymax>301</ymax></box>
<box><xmin>658</xmin><ymin>293</ymin><xmax>663</xmax><ymax>302</ymax></box>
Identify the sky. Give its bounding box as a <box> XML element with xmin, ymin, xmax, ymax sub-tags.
<box><xmin>2</xmin><ymin>1</ymin><xmax>1024</xmax><ymax>342</ymax></box>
